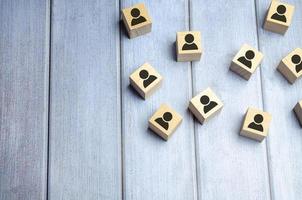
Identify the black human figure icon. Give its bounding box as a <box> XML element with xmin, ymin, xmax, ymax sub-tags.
<box><xmin>139</xmin><ymin>69</ymin><xmax>157</xmax><ymax>88</ymax></box>
<box><xmin>130</xmin><ymin>8</ymin><xmax>146</xmax><ymax>26</ymax></box>
<box><xmin>237</xmin><ymin>50</ymin><xmax>255</xmax><ymax>68</ymax></box>
<box><xmin>291</xmin><ymin>54</ymin><xmax>302</xmax><ymax>74</ymax></box>
<box><xmin>182</xmin><ymin>34</ymin><xmax>198</xmax><ymax>50</ymax></box>
<box><xmin>155</xmin><ymin>112</ymin><xmax>173</xmax><ymax>130</ymax></box>
<box><xmin>200</xmin><ymin>95</ymin><xmax>218</xmax><ymax>114</ymax></box>
<box><xmin>271</xmin><ymin>5</ymin><xmax>287</xmax><ymax>23</ymax></box>
<box><xmin>248</xmin><ymin>114</ymin><xmax>264</xmax><ymax>132</ymax></box>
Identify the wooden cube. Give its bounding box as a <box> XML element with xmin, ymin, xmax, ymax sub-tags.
<box><xmin>176</xmin><ymin>31</ymin><xmax>202</xmax><ymax>62</ymax></box>
<box><xmin>121</xmin><ymin>3</ymin><xmax>152</xmax><ymax>38</ymax></box>
<box><xmin>240</xmin><ymin>108</ymin><xmax>272</xmax><ymax>142</ymax></box>
<box><xmin>277</xmin><ymin>48</ymin><xmax>302</xmax><ymax>84</ymax></box>
<box><xmin>294</xmin><ymin>100</ymin><xmax>302</xmax><ymax>127</ymax></box>
<box><xmin>129</xmin><ymin>63</ymin><xmax>162</xmax><ymax>99</ymax></box>
<box><xmin>148</xmin><ymin>104</ymin><xmax>182</xmax><ymax>140</ymax></box>
<box><xmin>230</xmin><ymin>44</ymin><xmax>264</xmax><ymax>80</ymax></box>
<box><xmin>189</xmin><ymin>88</ymin><xmax>223</xmax><ymax>124</ymax></box>
<box><xmin>263</xmin><ymin>1</ymin><xmax>295</xmax><ymax>35</ymax></box>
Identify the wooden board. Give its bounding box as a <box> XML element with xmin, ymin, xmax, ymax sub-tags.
<box><xmin>0</xmin><ymin>0</ymin><xmax>49</xmax><ymax>199</ymax></box>
<box><xmin>47</xmin><ymin>0</ymin><xmax>122</xmax><ymax>199</ymax></box>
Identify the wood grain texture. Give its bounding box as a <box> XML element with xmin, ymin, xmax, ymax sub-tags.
<box><xmin>0</xmin><ymin>0</ymin><xmax>49</xmax><ymax>199</ymax></box>
<box><xmin>191</xmin><ymin>0</ymin><xmax>271</xmax><ymax>199</ymax></box>
<box><xmin>121</xmin><ymin>0</ymin><xmax>197</xmax><ymax>199</ymax></box>
<box><xmin>48</xmin><ymin>1</ymin><xmax>121</xmax><ymax>199</ymax></box>
<box><xmin>256</xmin><ymin>0</ymin><xmax>302</xmax><ymax>199</ymax></box>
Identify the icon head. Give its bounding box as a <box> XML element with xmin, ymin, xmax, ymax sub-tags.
<box><xmin>131</xmin><ymin>8</ymin><xmax>140</xmax><ymax>18</ymax></box>
<box><xmin>276</xmin><ymin>5</ymin><xmax>286</xmax><ymax>14</ymax></box>
<box><xmin>139</xmin><ymin>69</ymin><xmax>149</xmax><ymax>79</ymax></box>
<box><xmin>200</xmin><ymin>95</ymin><xmax>210</xmax><ymax>105</ymax></box>
<box><xmin>291</xmin><ymin>54</ymin><xmax>301</xmax><ymax>64</ymax></box>
<box><xmin>245</xmin><ymin>50</ymin><xmax>255</xmax><ymax>60</ymax></box>
<box><xmin>184</xmin><ymin>34</ymin><xmax>194</xmax><ymax>44</ymax></box>
<box><xmin>254</xmin><ymin>114</ymin><xmax>263</xmax><ymax>124</ymax></box>
<box><xmin>163</xmin><ymin>112</ymin><xmax>173</xmax><ymax>122</ymax></box>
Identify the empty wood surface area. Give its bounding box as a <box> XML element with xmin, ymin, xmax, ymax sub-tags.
<box><xmin>0</xmin><ymin>0</ymin><xmax>301</xmax><ymax>200</ymax></box>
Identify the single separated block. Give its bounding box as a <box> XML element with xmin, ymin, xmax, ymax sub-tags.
<box><xmin>121</xmin><ymin>3</ymin><xmax>152</xmax><ymax>38</ymax></box>
<box><xmin>294</xmin><ymin>100</ymin><xmax>302</xmax><ymax>127</ymax></box>
<box><xmin>189</xmin><ymin>88</ymin><xmax>223</xmax><ymax>124</ymax></box>
<box><xmin>230</xmin><ymin>44</ymin><xmax>264</xmax><ymax>80</ymax></box>
<box><xmin>240</xmin><ymin>108</ymin><xmax>272</xmax><ymax>142</ymax></box>
<box><xmin>277</xmin><ymin>48</ymin><xmax>302</xmax><ymax>84</ymax></box>
<box><xmin>264</xmin><ymin>1</ymin><xmax>295</xmax><ymax>35</ymax></box>
<box><xmin>176</xmin><ymin>31</ymin><xmax>202</xmax><ymax>62</ymax></box>
<box><xmin>149</xmin><ymin>104</ymin><xmax>182</xmax><ymax>140</ymax></box>
<box><xmin>129</xmin><ymin>63</ymin><xmax>162</xmax><ymax>99</ymax></box>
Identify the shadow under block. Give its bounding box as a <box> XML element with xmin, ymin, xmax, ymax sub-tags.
<box><xmin>121</xmin><ymin>3</ymin><xmax>152</xmax><ymax>39</ymax></box>
<box><xmin>148</xmin><ymin>104</ymin><xmax>183</xmax><ymax>141</ymax></box>
<box><xmin>230</xmin><ymin>44</ymin><xmax>263</xmax><ymax>80</ymax></box>
<box><xmin>176</xmin><ymin>31</ymin><xmax>202</xmax><ymax>62</ymax></box>
<box><xmin>129</xmin><ymin>63</ymin><xmax>162</xmax><ymax>99</ymax></box>
<box><xmin>240</xmin><ymin>108</ymin><xmax>272</xmax><ymax>142</ymax></box>
<box><xmin>263</xmin><ymin>1</ymin><xmax>295</xmax><ymax>35</ymax></box>
<box><xmin>189</xmin><ymin>88</ymin><xmax>223</xmax><ymax>124</ymax></box>
<box><xmin>294</xmin><ymin>101</ymin><xmax>302</xmax><ymax>126</ymax></box>
<box><xmin>277</xmin><ymin>48</ymin><xmax>302</xmax><ymax>84</ymax></box>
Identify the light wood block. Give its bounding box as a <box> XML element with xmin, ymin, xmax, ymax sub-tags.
<box><xmin>294</xmin><ymin>100</ymin><xmax>302</xmax><ymax>127</ymax></box>
<box><xmin>121</xmin><ymin>3</ymin><xmax>152</xmax><ymax>38</ymax></box>
<box><xmin>230</xmin><ymin>44</ymin><xmax>264</xmax><ymax>80</ymax></box>
<box><xmin>263</xmin><ymin>1</ymin><xmax>295</xmax><ymax>35</ymax></box>
<box><xmin>148</xmin><ymin>104</ymin><xmax>182</xmax><ymax>140</ymax></box>
<box><xmin>189</xmin><ymin>88</ymin><xmax>223</xmax><ymax>124</ymax></box>
<box><xmin>240</xmin><ymin>108</ymin><xmax>272</xmax><ymax>142</ymax></box>
<box><xmin>277</xmin><ymin>48</ymin><xmax>302</xmax><ymax>84</ymax></box>
<box><xmin>129</xmin><ymin>63</ymin><xmax>162</xmax><ymax>99</ymax></box>
<box><xmin>176</xmin><ymin>31</ymin><xmax>202</xmax><ymax>62</ymax></box>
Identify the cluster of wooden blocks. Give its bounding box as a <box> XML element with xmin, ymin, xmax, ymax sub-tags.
<box><xmin>122</xmin><ymin>1</ymin><xmax>301</xmax><ymax>142</ymax></box>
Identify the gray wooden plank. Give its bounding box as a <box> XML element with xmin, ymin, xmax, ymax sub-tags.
<box><xmin>256</xmin><ymin>0</ymin><xmax>302</xmax><ymax>199</ymax></box>
<box><xmin>121</xmin><ymin>0</ymin><xmax>197</xmax><ymax>199</ymax></box>
<box><xmin>191</xmin><ymin>0</ymin><xmax>271</xmax><ymax>199</ymax></box>
<box><xmin>0</xmin><ymin>0</ymin><xmax>50</xmax><ymax>200</ymax></box>
<box><xmin>48</xmin><ymin>1</ymin><xmax>121</xmax><ymax>199</ymax></box>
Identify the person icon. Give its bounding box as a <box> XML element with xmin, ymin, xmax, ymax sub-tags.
<box><xmin>139</xmin><ymin>69</ymin><xmax>157</xmax><ymax>88</ymax></box>
<box><xmin>237</xmin><ymin>50</ymin><xmax>255</xmax><ymax>68</ymax></box>
<box><xmin>130</xmin><ymin>8</ymin><xmax>146</xmax><ymax>26</ymax></box>
<box><xmin>182</xmin><ymin>34</ymin><xmax>198</xmax><ymax>50</ymax></box>
<box><xmin>248</xmin><ymin>114</ymin><xmax>264</xmax><ymax>132</ymax></box>
<box><xmin>200</xmin><ymin>95</ymin><xmax>218</xmax><ymax>114</ymax></box>
<box><xmin>155</xmin><ymin>112</ymin><xmax>173</xmax><ymax>130</ymax></box>
<box><xmin>271</xmin><ymin>5</ymin><xmax>287</xmax><ymax>23</ymax></box>
<box><xmin>291</xmin><ymin>54</ymin><xmax>302</xmax><ymax>74</ymax></box>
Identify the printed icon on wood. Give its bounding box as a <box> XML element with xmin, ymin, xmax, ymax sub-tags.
<box><xmin>129</xmin><ymin>63</ymin><xmax>162</xmax><ymax>99</ymax></box>
<box><xmin>176</xmin><ymin>31</ymin><xmax>202</xmax><ymax>62</ymax></box>
<box><xmin>189</xmin><ymin>88</ymin><xmax>223</xmax><ymax>124</ymax></box>
<box><xmin>240</xmin><ymin>108</ymin><xmax>272</xmax><ymax>142</ymax></box>
<box><xmin>294</xmin><ymin>100</ymin><xmax>302</xmax><ymax>127</ymax></box>
<box><xmin>149</xmin><ymin>104</ymin><xmax>182</xmax><ymax>141</ymax></box>
<box><xmin>121</xmin><ymin>3</ymin><xmax>152</xmax><ymax>38</ymax></box>
<box><xmin>230</xmin><ymin>44</ymin><xmax>263</xmax><ymax>80</ymax></box>
<box><xmin>277</xmin><ymin>48</ymin><xmax>302</xmax><ymax>84</ymax></box>
<box><xmin>264</xmin><ymin>1</ymin><xmax>295</xmax><ymax>35</ymax></box>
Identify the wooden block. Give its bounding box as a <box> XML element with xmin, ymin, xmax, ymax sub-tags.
<box><xmin>148</xmin><ymin>104</ymin><xmax>182</xmax><ymax>140</ymax></box>
<box><xmin>294</xmin><ymin>100</ymin><xmax>302</xmax><ymax>127</ymax></box>
<box><xmin>277</xmin><ymin>48</ymin><xmax>302</xmax><ymax>84</ymax></box>
<box><xmin>176</xmin><ymin>31</ymin><xmax>202</xmax><ymax>62</ymax></box>
<box><xmin>230</xmin><ymin>44</ymin><xmax>264</xmax><ymax>80</ymax></box>
<box><xmin>129</xmin><ymin>63</ymin><xmax>162</xmax><ymax>99</ymax></box>
<box><xmin>121</xmin><ymin>3</ymin><xmax>152</xmax><ymax>39</ymax></box>
<box><xmin>263</xmin><ymin>1</ymin><xmax>295</xmax><ymax>35</ymax></box>
<box><xmin>240</xmin><ymin>108</ymin><xmax>272</xmax><ymax>142</ymax></box>
<box><xmin>188</xmin><ymin>88</ymin><xmax>223</xmax><ymax>124</ymax></box>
